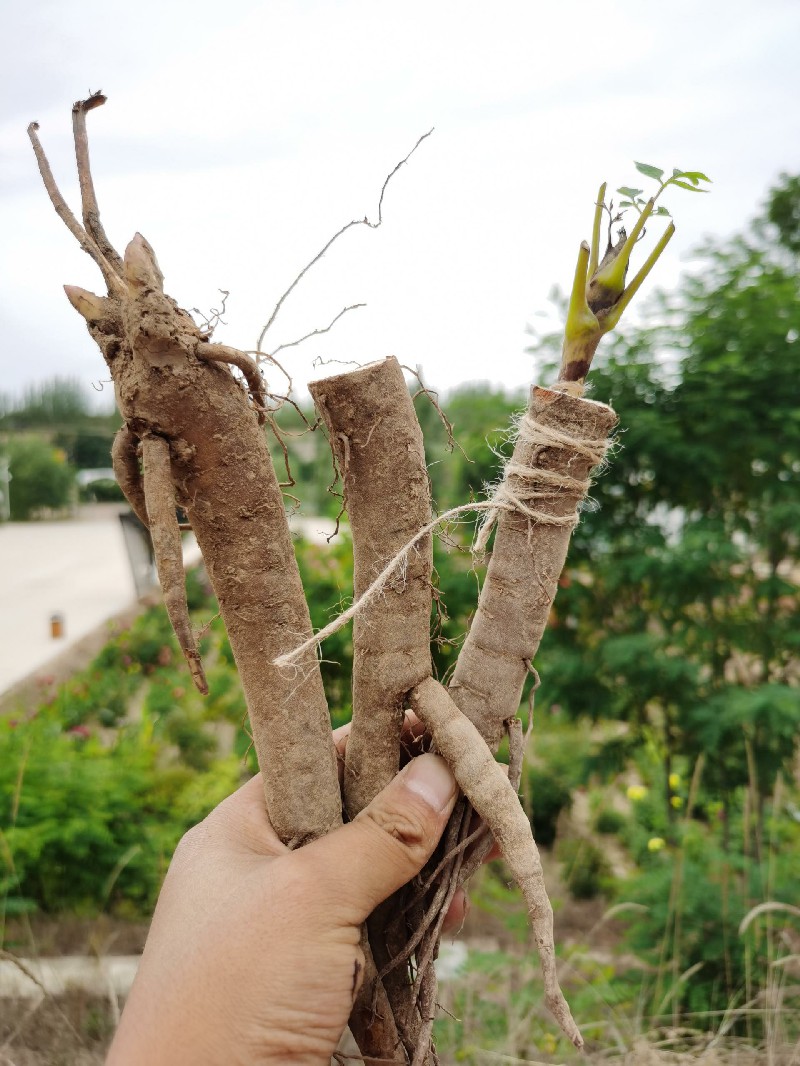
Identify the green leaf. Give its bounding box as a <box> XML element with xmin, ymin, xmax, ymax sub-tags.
<box><xmin>672</xmin><ymin>179</ymin><xmax>709</xmax><ymax>193</ymax></box>
<box><xmin>653</xmin><ymin>206</ymin><xmax>672</xmax><ymax>216</ymax></box>
<box><xmin>635</xmin><ymin>162</ymin><xmax>665</xmax><ymax>182</ymax></box>
<box><xmin>618</xmin><ymin>186</ymin><xmax>644</xmax><ymax>200</ymax></box>
<box><xmin>682</xmin><ymin>170</ymin><xmax>712</xmax><ymax>184</ymax></box>
<box><xmin>619</xmin><ymin>200</ymin><xmax>635</xmax><ymax>209</ymax></box>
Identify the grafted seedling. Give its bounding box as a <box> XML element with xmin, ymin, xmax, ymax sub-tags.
<box><xmin>560</xmin><ymin>163</ymin><xmax>710</xmax><ymax>385</ymax></box>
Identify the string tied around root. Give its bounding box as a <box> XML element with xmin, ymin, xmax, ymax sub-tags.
<box><xmin>273</xmin><ymin>501</ymin><xmax>485</xmax><ymax>669</ymax></box>
<box><xmin>474</xmin><ymin>409</ymin><xmax>613</xmax><ymax>554</ymax></box>
<box><xmin>274</xmin><ymin>405</ymin><xmax>612</xmax><ymax>671</ymax></box>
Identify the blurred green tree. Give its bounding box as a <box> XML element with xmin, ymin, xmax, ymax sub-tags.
<box><xmin>416</xmin><ymin>381</ymin><xmax>524</xmax><ymax>509</ymax></box>
<box><xmin>0</xmin><ymin>377</ymin><xmax>120</xmax><ymax>471</ymax></box>
<box><xmin>530</xmin><ymin>175</ymin><xmax>800</xmax><ymax>834</ymax></box>
<box><xmin>5</xmin><ymin>436</ymin><xmax>75</xmax><ymax>519</ymax></box>
<box><xmin>0</xmin><ymin>378</ymin><xmax>92</xmax><ymax>427</ymax></box>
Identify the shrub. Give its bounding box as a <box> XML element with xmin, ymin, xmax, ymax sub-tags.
<box><xmin>1</xmin><ymin>715</ymin><xmax>172</xmax><ymax>913</ymax></box>
<box><xmin>165</xmin><ymin>711</ymin><xmax>218</xmax><ymax>771</ymax></box>
<box><xmin>594</xmin><ymin>806</ymin><xmax>627</xmax><ymax>835</ymax></box>
<box><xmin>5</xmin><ymin>436</ymin><xmax>74</xmax><ymax>519</ymax></box>
<box><xmin>0</xmin><ymin>712</ymin><xmax>242</xmax><ymax>918</ymax></box>
<box><xmin>125</xmin><ymin>609</ymin><xmax>177</xmax><ymax>669</ymax></box>
<box><xmin>618</xmin><ymin>812</ymin><xmax>800</xmax><ymax>1024</ymax></box>
<box><xmin>295</xmin><ymin>536</ymin><xmax>354</xmax><ymax>712</ymax></box>
<box><xmin>205</xmin><ymin>666</ymin><xmax>247</xmax><ymax>725</ymax></box>
<box><xmin>526</xmin><ymin>766</ymin><xmax>572</xmax><ymax>848</ymax></box>
<box><xmin>556</xmin><ymin>835</ymin><xmax>614</xmax><ymax>900</ymax></box>
<box><xmin>78</xmin><ymin>477</ymin><xmax>124</xmax><ymax>503</ymax></box>
<box><xmin>185</xmin><ymin>564</ymin><xmax>216</xmax><ymax>612</ymax></box>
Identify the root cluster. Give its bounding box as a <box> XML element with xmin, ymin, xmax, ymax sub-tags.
<box><xmin>305</xmin><ymin>361</ymin><xmax>615</xmax><ymax>1061</ymax></box>
<box><xmin>30</xmin><ymin>95</ymin><xmax>625</xmax><ymax>1065</ymax></box>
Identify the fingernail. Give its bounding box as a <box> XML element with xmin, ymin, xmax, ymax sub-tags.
<box><xmin>403</xmin><ymin>754</ymin><xmax>457</xmax><ymax>813</ymax></box>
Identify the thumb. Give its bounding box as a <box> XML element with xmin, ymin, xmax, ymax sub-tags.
<box><xmin>293</xmin><ymin>754</ymin><xmax>458</xmax><ymax>927</ymax></box>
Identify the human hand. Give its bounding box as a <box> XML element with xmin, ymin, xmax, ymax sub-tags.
<box><xmin>106</xmin><ymin>722</ymin><xmax>459</xmax><ymax>1065</ymax></box>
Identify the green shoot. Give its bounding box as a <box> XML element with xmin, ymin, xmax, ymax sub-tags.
<box><xmin>558</xmin><ymin>163</ymin><xmax>710</xmax><ymax>385</ymax></box>
<box><xmin>602</xmin><ymin>221</ymin><xmax>676</xmax><ymax>332</ymax></box>
<box><xmin>587</xmin><ymin>182</ymin><xmax>607</xmax><ymax>279</ymax></box>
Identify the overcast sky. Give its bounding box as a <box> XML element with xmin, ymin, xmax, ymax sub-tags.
<box><xmin>1</xmin><ymin>0</ymin><xmax>799</xmax><ymax>403</ymax></box>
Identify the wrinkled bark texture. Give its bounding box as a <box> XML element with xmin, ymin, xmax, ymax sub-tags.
<box><xmin>449</xmin><ymin>386</ymin><xmax>617</xmax><ymax>751</ymax></box>
<box><xmin>311</xmin><ymin>357</ymin><xmax>433</xmax><ymax>1063</ymax></box>
<box><xmin>80</xmin><ymin>268</ymin><xmax>341</xmax><ymax>849</ymax></box>
<box><xmin>310</xmin><ymin>357</ymin><xmax>433</xmax><ymax>819</ymax></box>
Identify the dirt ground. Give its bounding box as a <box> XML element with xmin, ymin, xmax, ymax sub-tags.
<box><xmin>3</xmin><ymin>882</ymin><xmax>789</xmax><ymax>1066</ymax></box>
<box><xmin>0</xmin><ymin>995</ymin><xmax>787</xmax><ymax>1066</ymax></box>
<box><xmin>0</xmin><ymin>871</ymin><xmax>617</xmax><ymax>1066</ymax></box>
<box><xmin>0</xmin><ymin>991</ymin><xmax>112</xmax><ymax>1066</ymax></box>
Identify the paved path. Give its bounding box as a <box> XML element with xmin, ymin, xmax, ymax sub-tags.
<box><xmin>0</xmin><ymin>509</ymin><xmax>335</xmax><ymax>699</ymax></box>
<box><xmin>0</xmin><ymin>955</ymin><xmax>139</xmax><ymax>1000</ymax></box>
<box><xmin>0</xmin><ymin>511</ymin><xmax>140</xmax><ymax>694</ymax></box>
<box><xmin>0</xmin><ymin>942</ymin><xmax>472</xmax><ymax>1000</ymax></box>
<box><xmin>0</xmin><ymin>508</ymin><xmax>204</xmax><ymax>698</ymax></box>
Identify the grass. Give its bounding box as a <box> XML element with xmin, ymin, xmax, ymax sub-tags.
<box><xmin>434</xmin><ymin>934</ymin><xmax>800</xmax><ymax>1064</ymax></box>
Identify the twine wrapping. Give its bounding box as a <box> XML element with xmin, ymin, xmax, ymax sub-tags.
<box><xmin>274</xmin><ymin>397</ymin><xmax>613</xmax><ymax>669</ymax></box>
<box><xmin>473</xmin><ymin>411</ymin><xmax>611</xmax><ymax>554</ymax></box>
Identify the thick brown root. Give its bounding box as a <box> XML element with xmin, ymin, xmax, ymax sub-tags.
<box><xmin>311</xmin><ymin>357</ymin><xmax>433</xmax><ymax>1061</ymax></box>
<box><xmin>410</xmin><ymin>677</ymin><xmax>583</xmax><ymax>1049</ymax></box>
<box><xmin>33</xmin><ymin>97</ymin><xmax>342</xmax><ymax>851</ymax></box>
<box><xmin>310</xmin><ymin>357</ymin><xmax>432</xmax><ymax>819</ymax></box>
<box><xmin>449</xmin><ymin>385</ymin><xmax>617</xmax><ymax>751</ymax></box>
<box><xmin>141</xmin><ymin>434</ymin><xmax>207</xmax><ymax>694</ymax></box>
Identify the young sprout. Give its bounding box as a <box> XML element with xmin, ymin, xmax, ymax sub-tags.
<box><xmin>559</xmin><ymin>163</ymin><xmax>711</xmax><ymax>385</ymax></box>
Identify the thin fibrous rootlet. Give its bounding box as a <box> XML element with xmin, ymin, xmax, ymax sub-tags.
<box><xmin>30</xmin><ymin>95</ymin><xmax>680</xmax><ymax>1064</ymax></box>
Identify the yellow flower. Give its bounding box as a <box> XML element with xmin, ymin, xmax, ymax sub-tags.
<box><xmin>626</xmin><ymin>785</ymin><xmax>648</xmax><ymax>802</ymax></box>
<box><xmin>670</xmin><ymin>795</ymin><xmax>683</xmax><ymax>809</ymax></box>
<box><xmin>668</xmin><ymin>772</ymin><xmax>681</xmax><ymax>790</ymax></box>
<box><xmin>648</xmin><ymin>837</ymin><xmax>666</xmax><ymax>852</ymax></box>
